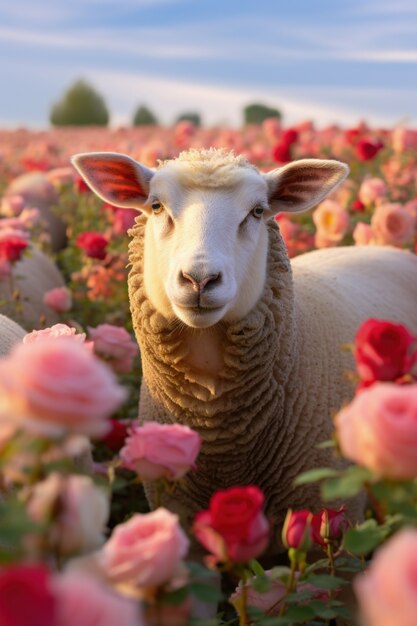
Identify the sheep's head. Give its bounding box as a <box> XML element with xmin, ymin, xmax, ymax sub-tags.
<box><xmin>72</xmin><ymin>149</ymin><xmax>348</xmax><ymax>329</ymax></box>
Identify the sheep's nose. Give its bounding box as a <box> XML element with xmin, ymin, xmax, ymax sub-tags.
<box><xmin>181</xmin><ymin>271</ymin><xmax>221</xmax><ymax>292</ymax></box>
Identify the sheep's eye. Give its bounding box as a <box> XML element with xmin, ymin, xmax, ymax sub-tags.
<box><xmin>251</xmin><ymin>205</ymin><xmax>264</xmax><ymax>219</ymax></box>
<box><xmin>151</xmin><ymin>201</ymin><xmax>163</xmax><ymax>215</ymax></box>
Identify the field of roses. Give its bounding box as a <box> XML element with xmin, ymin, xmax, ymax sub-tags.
<box><xmin>0</xmin><ymin>119</ymin><xmax>416</xmax><ymax>626</ymax></box>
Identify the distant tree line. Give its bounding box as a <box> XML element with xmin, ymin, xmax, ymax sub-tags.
<box><xmin>49</xmin><ymin>80</ymin><xmax>281</xmax><ymax>127</ymax></box>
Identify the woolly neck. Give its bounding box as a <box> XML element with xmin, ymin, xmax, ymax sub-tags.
<box><xmin>128</xmin><ymin>217</ymin><xmax>298</xmax><ymax>512</ymax></box>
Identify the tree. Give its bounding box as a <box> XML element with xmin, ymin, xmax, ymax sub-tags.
<box><xmin>132</xmin><ymin>105</ymin><xmax>158</xmax><ymax>126</ymax></box>
<box><xmin>243</xmin><ymin>103</ymin><xmax>282</xmax><ymax>125</ymax></box>
<box><xmin>175</xmin><ymin>112</ymin><xmax>201</xmax><ymax>127</ymax></box>
<box><xmin>50</xmin><ymin>80</ymin><xmax>109</xmax><ymax>126</ymax></box>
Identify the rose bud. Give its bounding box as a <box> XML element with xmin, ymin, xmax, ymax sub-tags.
<box><xmin>282</xmin><ymin>509</ymin><xmax>313</xmax><ymax>551</ymax></box>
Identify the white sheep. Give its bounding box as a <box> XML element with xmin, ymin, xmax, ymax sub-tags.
<box><xmin>73</xmin><ymin>148</ymin><xmax>417</xmax><ymax>547</ymax></box>
<box><xmin>0</xmin><ymin>313</ymin><xmax>26</xmax><ymax>355</ymax></box>
<box><xmin>0</xmin><ymin>247</ymin><xmax>65</xmax><ymax>328</ymax></box>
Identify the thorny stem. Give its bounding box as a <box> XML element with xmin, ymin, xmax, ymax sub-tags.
<box><xmin>277</xmin><ymin>556</ymin><xmax>298</xmax><ymax>617</ymax></box>
<box><xmin>238</xmin><ymin>576</ymin><xmax>249</xmax><ymax>626</ymax></box>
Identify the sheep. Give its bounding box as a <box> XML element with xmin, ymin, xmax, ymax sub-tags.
<box><xmin>72</xmin><ymin>148</ymin><xmax>417</xmax><ymax>548</ymax></box>
<box><xmin>0</xmin><ymin>247</ymin><xmax>65</xmax><ymax>328</ymax></box>
<box><xmin>0</xmin><ymin>313</ymin><xmax>26</xmax><ymax>355</ymax></box>
<box><xmin>4</xmin><ymin>171</ymin><xmax>67</xmax><ymax>251</ymax></box>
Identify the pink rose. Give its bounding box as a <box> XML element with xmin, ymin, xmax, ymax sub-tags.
<box><xmin>100</xmin><ymin>508</ymin><xmax>189</xmax><ymax>587</ymax></box>
<box><xmin>353</xmin><ymin>222</ymin><xmax>373</xmax><ymax>246</ymax></box>
<box><xmin>313</xmin><ymin>200</ymin><xmax>350</xmax><ymax>244</ymax></box>
<box><xmin>28</xmin><ymin>473</ymin><xmax>109</xmax><ymax>555</ymax></box>
<box><xmin>335</xmin><ymin>383</ymin><xmax>417</xmax><ymax>479</ymax></box>
<box><xmin>54</xmin><ymin>572</ymin><xmax>143</xmax><ymax>626</ymax></box>
<box><xmin>43</xmin><ymin>287</ymin><xmax>72</xmax><ymax>313</ymax></box>
<box><xmin>0</xmin><ymin>195</ymin><xmax>25</xmax><ymax>216</ymax></box>
<box><xmin>358</xmin><ymin>177</ymin><xmax>387</xmax><ymax>205</ymax></box>
<box><xmin>371</xmin><ymin>203</ymin><xmax>415</xmax><ymax>246</ymax></box>
<box><xmin>354</xmin><ymin>528</ymin><xmax>417</xmax><ymax>626</ymax></box>
<box><xmin>88</xmin><ymin>324</ymin><xmax>138</xmax><ymax>374</ymax></box>
<box><xmin>0</xmin><ymin>338</ymin><xmax>126</xmax><ymax>438</ymax></box>
<box><xmin>121</xmin><ymin>421</ymin><xmax>201</xmax><ymax>480</ymax></box>
<box><xmin>23</xmin><ymin>323</ymin><xmax>86</xmax><ymax>344</ymax></box>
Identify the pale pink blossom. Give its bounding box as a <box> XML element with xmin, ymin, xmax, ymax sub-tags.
<box><xmin>371</xmin><ymin>202</ymin><xmax>415</xmax><ymax>246</ymax></box>
<box><xmin>88</xmin><ymin>324</ymin><xmax>138</xmax><ymax>374</ymax></box>
<box><xmin>262</xmin><ymin>117</ymin><xmax>281</xmax><ymax>143</ymax></box>
<box><xmin>121</xmin><ymin>421</ymin><xmax>201</xmax><ymax>480</ymax></box>
<box><xmin>19</xmin><ymin>207</ymin><xmax>41</xmax><ymax>228</ymax></box>
<box><xmin>391</xmin><ymin>127</ymin><xmax>417</xmax><ymax>153</ymax></box>
<box><xmin>335</xmin><ymin>383</ymin><xmax>417</xmax><ymax>479</ymax></box>
<box><xmin>354</xmin><ymin>528</ymin><xmax>417</xmax><ymax>626</ymax></box>
<box><xmin>353</xmin><ymin>222</ymin><xmax>373</xmax><ymax>246</ymax></box>
<box><xmin>0</xmin><ymin>338</ymin><xmax>126</xmax><ymax>438</ymax></box>
<box><xmin>358</xmin><ymin>177</ymin><xmax>387</xmax><ymax>205</ymax></box>
<box><xmin>43</xmin><ymin>287</ymin><xmax>72</xmax><ymax>313</ymax></box>
<box><xmin>0</xmin><ymin>195</ymin><xmax>25</xmax><ymax>216</ymax></box>
<box><xmin>100</xmin><ymin>508</ymin><xmax>189</xmax><ymax>588</ymax></box>
<box><xmin>54</xmin><ymin>572</ymin><xmax>143</xmax><ymax>626</ymax></box>
<box><xmin>28</xmin><ymin>473</ymin><xmax>109</xmax><ymax>555</ymax></box>
<box><xmin>313</xmin><ymin>199</ymin><xmax>350</xmax><ymax>244</ymax></box>
<box><xmin>23</xmin><ymin>323</ymin><xmax>86</xmax><ymax>344</ymax></box>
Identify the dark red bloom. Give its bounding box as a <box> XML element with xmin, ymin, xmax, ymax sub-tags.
<box><xmin>75</xmin><ymin>176</ymin><xmax>91</xmax><ymax>194</ymax></box>
<box><xmin>0</xmin><ymin>237</ymin><xmax>28</xmax><ymax>262</ymax></box>
<box><xmin>356</xmin><ymin>139</ymin><xmax>384</xmax><ymax>161</ymax></box>
<box><xmin>282</xmin><ymin>128</ymin><xmax>299</xmax><ymax>145</ymax></box>
<box><xmin>282</xmin><ymin>510</ymin><xmax>313</xmax><ymax>550</ymax></box>
<box><xmin>193</xmin><ymin>485</ymin><xmax>269</xmax><ymax>563</ymax></box>
<box><xmin>355</xmin><ymin>319</ymin><xmax>417</xmax><ymax>387</ymax></box>
<box><xmin>312</xmin><ymin>507</ymin><xmax>348</xmax><ymax>546</ymax></box>
<box><xmin>272</xmin><ymin>142</ymin><xmax>292</xmax><ymax>163</ymax></box>
<box><xmin>0</xmin><ymin>564</ymin><xmax>55</xmax><ymax>626</ymax></box>
<box><xmin>100</xmin><ymin>419</ymin><xmax>129</xmax><ymax>452</ymax></box>
<box><xmin>76</xmin><ymin>231</ymin><xmax>108</xmax><ymax>260</ymax></box>
<box><xmin>351</xmin><ymin>199</ymin><xmax>366</xmax><ymax>212</ymax></box>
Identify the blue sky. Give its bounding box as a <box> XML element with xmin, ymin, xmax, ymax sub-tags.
<box><xmin>1</xmin><ymin>0</ymin><xmax>417</xmax><ymax>128</ymax></box>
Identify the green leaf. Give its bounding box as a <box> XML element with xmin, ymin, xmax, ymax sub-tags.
<box><xmin>189</xmin><ymin>582</ymin><xmax>224</xmax><ymax>604</ymax></box>
<box><xmin>321</xmin><ymin>466</ymin><xmax>373</xmax><ymax>500</ymax></box>
<box><xmin>268</xmin><ymin>566</ymin><xmax>291</xmax><ymax>580</ymax></box>
<box><xmin>249</xmin><ymin>558</ymin><xmax>266</xmax><ymax>577</ymax></box>
<box><xmin>284</xmin><ymin>604</ymin><xmax>315</xmax><ymax>621</ymax></box>
<box><xmin>161</xmin><ymin>586</ymin><xmax>189</xmax><ymax>606</ymax></box>
<box><xmin>251</xmin><ymin>575</ymin><xmax>272</xmax><ymax>593</ymax></box>
<box><xmin>343</xmin><ymin>521</ymin><xmax>389</xmax><ymax>556</ymax></box>
<box><xmin>294</xmin><ymin>467</ymin><xmax>340</xmax><ymax>486</ymax></box>
<box><xmin>316</xmin><ymin>440</ymin><xmax>336</xmax><ymax>450</ymax></box>
<box><xmin>186</xmin><ymin>561</ymin><xmax>217</xmax><ymax>580</ymax></box>
<box><xmin>305</xmin><ymin>574</ymin><xmax>348</xmax><ymax>590</ymax></box>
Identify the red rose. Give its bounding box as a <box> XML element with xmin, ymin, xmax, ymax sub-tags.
<box><xmin>0</xmin><ymin>237</ymin><xmax>28</xmax><ymax>262</ymax></box>
<box><xmin>272</xmin><ymin>142</ymin><xmax>292</xmax><ymax>163</ymax></box>
<box><xmin>351</xmin><ymin>199</ymin><xmax>366</xmax><ymax>212</ymax></box>
<box><xmin>282</xmin><ymin>128</ymin><xmax>299</xmax><ymax>145</ymax></box>
<box><xmin>356</xmin><ymin>139</ymin><xmax>384</xmax><ymax>161</ymax></box>
<box><xmin>75</xmin><ymin>176</ymin><xmax>91</xmax><ymax>193</ymax></box>
<box><xmin>312</xmin><ymin>507</ymin><xmax>348</xmax><ymax>546</ymax></box>
<box><xmin>0</xmin><ymin>564</ymin><xmax>55</xmax><ymax>626</ymax></box>
<box><xmin>100</xmin><ymin>419</ymin><xmax>129</xmax><ymax>452</ymax></box>
<box><xmin>193</xmin><ymin>486</ymin><xmax>269</xmax><ymax>564</ymax></box>
<box><xmin>76</xmin><ymin>231</ymin><xmax>108</xmax><ymax>260</ymax></box>
<box><xmin>282</xmin><ymin>510</ymin><xmax>313</xmax><ymax>550</ymax></box>
<box><xmin>355</xmin><ymin>319</ymin><xmax>417</xmax><ymax>387</ymax></box>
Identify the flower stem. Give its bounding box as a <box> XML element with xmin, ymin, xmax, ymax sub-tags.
<box><xmin>364</xmin><ymin>481</ymin><xmax>385</xmax><ymax>524</ymax></box>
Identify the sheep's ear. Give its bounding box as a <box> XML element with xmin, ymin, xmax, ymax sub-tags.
<box><xmin>264</xmin><ymin>159</ymin><xmax>349</xmax><ymax>215</ymax></box>
<box><xmin>71</xmin><ymin>152</ymin><xmax>153</xmax><ymax>210</ymax></box>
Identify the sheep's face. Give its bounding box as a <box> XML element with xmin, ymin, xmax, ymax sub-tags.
<box><xmin>143</xmin><ymin>163</ymin><xmax>270</xmax><ymax>328</ymax></box>
<box><xmin>72</xmin><ymin>150</ymin><xmax>349</xmax><ymax>329</ymax></box>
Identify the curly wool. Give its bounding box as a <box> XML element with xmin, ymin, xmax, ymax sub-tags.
<box><xmin>128</xmin><ymin>217</ymin><xmax>322</xmax><ymax>530</ymax></box>
<box><xmin>0</xmin><ymin>314</ymin><xmax>25</xmax><ymax>355</ymax></box>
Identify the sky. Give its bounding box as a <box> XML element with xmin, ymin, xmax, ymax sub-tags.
<box><xmin>1</xmin><ymin>0</ymin><xmax>417</xmax><ymax>129</ymax></box>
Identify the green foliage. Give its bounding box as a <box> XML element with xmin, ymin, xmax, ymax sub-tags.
<box><xmin>243</xmin><ymin>102</ymin><xmax>282</xmax><ymax>125</ymax></box>
<box><xmin>175</xmin><ymin>111</ymin><xmax>201</xmax><ymax>126</ymax></box>
<box><xmin>132</xmin><ymin>104</ymin><xmax>158</xmax><ymax>126</ymax></box>
<box><xmin>50</xmin><ymin>79</ymin><xmax>109</xmax><ymax>126</ymax></box>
